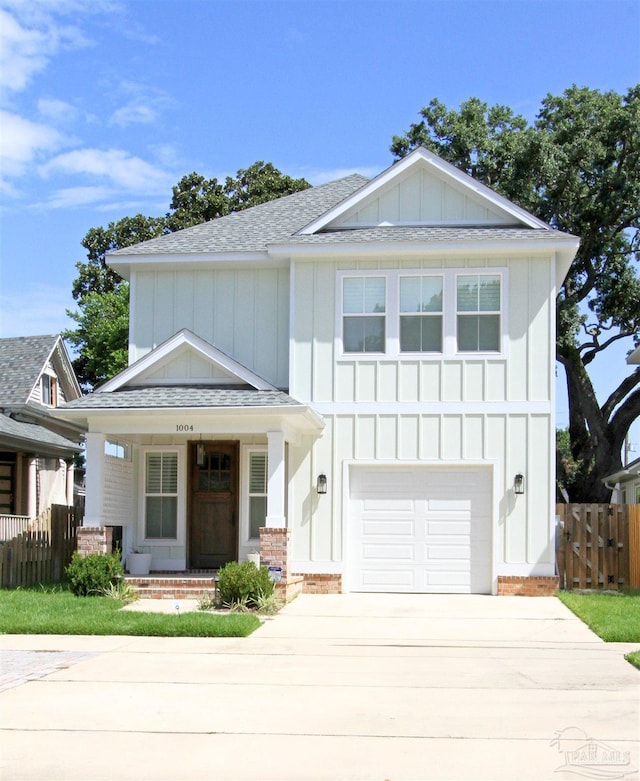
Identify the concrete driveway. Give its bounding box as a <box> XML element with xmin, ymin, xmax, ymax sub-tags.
<box><xmin>1</xmin><ymin>594</ymin><xmax>638</xmax><ymax>781</ymax></box>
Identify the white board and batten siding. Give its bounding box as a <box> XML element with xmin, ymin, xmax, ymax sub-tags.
<box><xmin>347</xmin><ymin>465</ymin><xmax>492</xmax><ymax>593</ymax></box>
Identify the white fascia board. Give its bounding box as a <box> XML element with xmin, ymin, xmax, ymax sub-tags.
<box><xmin>269</xmin><ymin>236</ymin><xmax>580</xmax><ymax>267</ymax></box>
<box><xmin>299</xmin><ymin>147</ymin><xmax>550</xmax><ymax>234</ymax></box>
<box><xmin>98</xmin><ymin>328</ymin><xmax>278</xmax><ymax>393</ymax></box>
<box><xmin>60</xmin><ymin>404</ymin><xmax>325</xmax><ymax>437</ymax></box>
<box><xmin>109</xmin><ymin>251</ymin><xmax>274</xmax><ymax>279</ymax></box>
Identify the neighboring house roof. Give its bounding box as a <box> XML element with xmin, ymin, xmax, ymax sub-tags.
<box><xmin>0</xmin><ymin>414</ymin><xmax>82</xmax><ymax>454</ymax></box>
<box><xmin>0</xmin><ymin>335</ymin><xmax>65</xmax><ymax>406</ymax></box>
<box><xmin>0</xmin><ymin>334</ymin><xmax>84</xmax><ymax>456</ymax></box>
<box><xmin>603</xmin><ymin>456</ymin><xmax>640</xmax><ymax>486</ymax></box>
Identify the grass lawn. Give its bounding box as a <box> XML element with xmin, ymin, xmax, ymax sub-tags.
<box><xmin>0</xmin><ymin>586</ymin><xmax>261</xmax><ymax>637</ymax></box>
<box><xmin>557</xmin><ymin>590</ymin><xmax>640</xmax><ymax>670</ymax></box>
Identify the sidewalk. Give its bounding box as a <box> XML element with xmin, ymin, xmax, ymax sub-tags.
<box><xmin>1</xmin><ymin>594</ymin><xmax>638</xmax><ymax>781</ymax></box>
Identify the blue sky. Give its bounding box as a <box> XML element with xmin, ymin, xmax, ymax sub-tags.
<box><xmin>0</xmin><ymin>0</ymin><xmax>639</xmax><ymax>448</ymax></box>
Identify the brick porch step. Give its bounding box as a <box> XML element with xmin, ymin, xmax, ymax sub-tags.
<box><xmin>125</xmin><ymin>574</ymin><xmax>218</xmax><ymax>600</ymax></box>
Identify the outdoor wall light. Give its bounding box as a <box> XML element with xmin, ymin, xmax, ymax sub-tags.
<box><xmin>196</xmin><ymin>441</ymin><xmax>205</xmax><ymax>467</ymax></box>
<box><xmin>316</xmin><ymin>474</ymin><xmax>327</xmax><ymax>494</ymax></box>
<box><xmin>514</xmin><ymin>473</ymin><xmax>525</xmax><ymax>495</ymax></box>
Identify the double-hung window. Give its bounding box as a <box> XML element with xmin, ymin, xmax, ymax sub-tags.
<box><xmin>342</xmin><ymin>277</ymin><xmax>386</xmax><ymax>353</ymax></box>
<box><xmin>399</xmin><ymin>276</ymin><xmax>443</xmax><ymax>352</ymax></box>
<box><xmin>145</xmin><ymin>452</ymin><xmax>178</xmax><ymax>539</ymax></box>
<box><xmin>456</xmin><ymin>274</ymin><xmax>501</xmax><ymax>352</ymax></box>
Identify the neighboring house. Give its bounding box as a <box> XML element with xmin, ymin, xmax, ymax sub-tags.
<box><xmin>0</xmin><ymin>335</ymin><xmax>84</xmax><ymax>518</ymax></box>
<box><xmin>54</xmin><ymin>148</ymin><xmax>580</xmax><ymax>594</ymax></box>
<box><xmin>602</xmin><ymin>344</ymin><xmax>640</xmax><ymax>504</ymax></box>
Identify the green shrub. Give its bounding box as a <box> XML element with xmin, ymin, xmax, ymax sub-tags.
<box><xmin>65</xmin><ymin>552</ymin><xmax>124</xmax><ymax>597</ymax></box>
<box><xmin>217</xmin><ymin>560</ymin><xmax>274</xmax><ymax>607</ymax></box>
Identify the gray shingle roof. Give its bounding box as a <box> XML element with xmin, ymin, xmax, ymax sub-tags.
<box><xmin>275</xmin><ymin>225</ymin><xmax>576</xmax><ymax>245</ymax></box>
<box><xmin>61</xmin><ymin>386</ymin><xmax>301</xmax><ymax>410</ymax></box>
<box><xmin>0</xmin><ymin>414</ymin><xmax>81</xmax><ymax>453</ymax></box>
<box><xmin>0</xmin><ymin>335</ymin><xmax>58</xmax><ymax>406</ymax></box>
<box><xmin>109</xmin><ymin>174</ymin><xmax>370</xmax><ymax>256</ymax></box>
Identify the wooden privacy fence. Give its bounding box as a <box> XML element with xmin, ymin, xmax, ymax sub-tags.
<box><xmin>0</xmin><ymin>505</ymin><xmax>81</xmax><ymax>588</ymax></box>
<box><xmin>556</xmin><ymin>504</ymin><xmax>640</xmax><ymax>590</ymax></box>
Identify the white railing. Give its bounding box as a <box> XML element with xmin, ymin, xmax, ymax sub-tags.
<box><xmin>0</xmin><ymin>514</ymin><xmax>42</xmax><ymax>541</ymax></box>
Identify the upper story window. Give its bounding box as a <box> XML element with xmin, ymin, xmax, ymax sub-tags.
<box><xmin>342</xmin><ymin>277</ymin><xmax>386</xmax><ymax>353</ymax></box>
<box><xmin>456</xmin><ymin>275</ymin><xmax>501</xmax><ymax>352</ymax></box>
<box><xmin>338</xmin><ymin>269</ymin><xmax>505</xmax><ymax>358</ymax></box>
<box><xmin>399</xmin><ymin>276</ymin><xmax>443</xmax><ymax>353</ymax></box>
<box><xmin>41</xmin><ymin>374</ymin><xmax>57</xmax><ymax>406</ymax></box>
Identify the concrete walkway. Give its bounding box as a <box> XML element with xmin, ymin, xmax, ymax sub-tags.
<box><xmin>1</xmin><ymin>594</ymin><xmax>638</xmax><ymax>781</ymax></box>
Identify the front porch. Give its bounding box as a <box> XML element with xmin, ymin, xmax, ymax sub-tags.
<box><xmin>124</xmin><ymin>571</ymin><xmax>305</xmax><ymax>602</ymax></box>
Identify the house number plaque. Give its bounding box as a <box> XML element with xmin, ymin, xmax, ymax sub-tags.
<box><xmin>175</xmin><ymin>424</ymin><xmax>194</xmax><ymax>432</ymax></box>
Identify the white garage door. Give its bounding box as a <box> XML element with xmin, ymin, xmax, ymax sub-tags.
<box><xmin>348</xmin><ymin>467</ymin><xmax>492</xmax><ymax>593</ymax></box>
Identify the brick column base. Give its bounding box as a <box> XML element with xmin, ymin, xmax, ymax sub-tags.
<box><xmin>77</xmin><ymin>526</ymin><xmax>113</xmax><ymax>557</ymax></box>
<box><xmin>497</xmin><ymin>575</ymin><xmax>559</xmax><ymax>596</ymax></box>
<box><xmin>259</xmin><ymin>527</ymin><xmax>291</xmax><ymax>581</ymax></box>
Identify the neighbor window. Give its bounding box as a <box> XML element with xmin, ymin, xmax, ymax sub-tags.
<box><xmin>145</xmin><ymin>452</ymin><xmax>178</xmax><ymax>539</ymax></box>
<box><xmin>399</xmin><ymin>276</ymin><xmax>443</xmax><ymax>352</ymax></box>
<box><xmin>248</xmin><ymin>451</ymin><xmax>268</xmax><ymax>539</ymax></box>
<box><xmin>456</xmin><ymin>275</ymin><xmax>501</xmax><ymax>352</ymax></box>
<box><xmin>41</xmin><ymin>374</ymin><xmax>57</xmax><ymax>406</ymax></box>
<box><xmin>343</xmin><ymin>276</ymin><xmax>386</xmax><ymax>353</ymax></box>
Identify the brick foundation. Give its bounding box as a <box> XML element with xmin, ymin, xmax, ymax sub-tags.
<box><xmin>299</xmin><ymin>573</ymin><xmax>343</xmax><ymax>594</ymax></box>
<box><xmin>497</xmin><ymin>575</ymin><xmax>559</xmax><ymax>596</ymax></box>
<box><xmin>76</xmin><ymin>526</ymin><xmax>113</xmax><ymax>557</ymax></box>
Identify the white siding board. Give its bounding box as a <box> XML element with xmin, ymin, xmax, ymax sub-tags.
<box><xmin>399</xmin><ymin>362</ymin><xmax>419</xmax><ymax>402</ymax></box>
<box><xmin>313</xmin><ymin>266</ymin><xmax>335</xmax><ymax>402</ymax></box>
<box><xmin>464</xmin><ymin>361</ymin><xmax>484</xmax><ymax>402</ymax></box>
<box><xmin>356</xmin><ymin>362</ymin><xmax>377</xmax><ymax>402</ymax></box>
<box><xmin>420</xmin><ymin>416</ymin><xmax>441</xmax><ymax>459</ymax></box>
<box><xmin>442</xmin><ymin>416</ymin><xmax>462</xmax><ymax>460</ymax></box>
<box><xmin>420</xmin><ymin>363</ymin><xmax>441</xmax><ymax>402</ymax></box>
<box><xmin>378</xmin><ymin>363</ymin><xmax>397</xmax><ymax>402</ymax></box>
<box><xmin>529</xmin><ymin>415</ymin><xmax>552</xmax><ymax>564</ymax></box>
<box><xmin>377</xmin><ymin>417</ymin><xmax>397</xmax><ymax>459</ymax></box>
<box><xmin>335</xmin><ymin>363</ymin><xmax>356</xmax><ymax>402</ymax></box>
<box><xmin>464</xmin><ymin>415</ymin><xmax>484</xmax><ymax>460</ymax></box>
<box><xmin>486</xmin><ymin>362</ymin><xmax>507</xmax><ymax>401</ymax></box>
<box><xmin>399</xmin><ymin>415</ymin><xmax>419</xmax><ymax>460</ymax></box>
<box><xmin>355</xmin><ymin>415</ymin><xmax>376</xmax><ymax>460</ymax></box>
<box><xmin>506</xmin><ymin>415</ymin><xmax>528</xmax><ymax>562</ymax></box>
<box><xmin>443</xmin><ymin>362</ymin><xmax>463</xmax><ymax>401</ymax></box>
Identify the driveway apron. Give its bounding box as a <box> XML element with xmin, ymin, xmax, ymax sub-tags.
<box><xmin>0</xmin><ymin>593</ymin><xmax>638</xmax><ymax>781</ymax></box>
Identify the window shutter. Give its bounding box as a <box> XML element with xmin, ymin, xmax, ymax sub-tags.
<box><xmin>249</xmin><ymin>452</ymin><xmax>267</xmax><ymax>494</ymax></box>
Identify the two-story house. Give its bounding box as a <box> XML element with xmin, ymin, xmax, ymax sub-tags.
<box><xmin>56</xmin><ymin>148</ymin><xmax>579</xmax><ymax>594</ymax></box>
<box><xmin>0</xmin><ymin>335</ymin><xmax>83</xmax><ymax>520</ymax></box>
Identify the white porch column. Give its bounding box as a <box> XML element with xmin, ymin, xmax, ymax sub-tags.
<box><xmin>266</xmin><ymin>430</ymin><xmax>286</xmax><ymax>528</ymax></box>
<box><xmin>84</xmin><ymin>432</ymin><xmax>106</xmax><ymax>527</ymax></box>
<box><xmin>27</xmin><ymin>457</ymin><xmax>37</xmax><ymax>518</ymax></box>
<box><xmin>65</xmin><ymin>459</ymin><xmax>75</xmax><ymax>506</ymax></box>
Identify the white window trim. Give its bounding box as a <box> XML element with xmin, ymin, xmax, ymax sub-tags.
<box><xmin>340</xmin><ymin>274</ymin><xmax>387</xmax><ymax>356</ymax></box>
<box><xmin>138</xmin><ymin>445</ymin><xmax>186</xmax><ymax>547</ymax></box>
<box><xmin>336</xmin><ymin>268</ymin><xmax>508</xmax><ymax>360</ymax></box>
<box><xmin>240</xmin><ymin>444</ymin><xmax>268</xmax><ymax>545</ymax></box>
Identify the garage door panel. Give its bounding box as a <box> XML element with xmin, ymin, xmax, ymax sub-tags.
<box><xmin>349</xmin><ymin>466</ymin><xmax>492</xmax><ymax>594</ymax></box>
<box><xmin>362</xmin><ymin>520</ymin><xmax>415</xmax><ymax>536</ymax></box>
<box><xmin>362</xmin><ymin>544</ymin><xmax>415</xmax><ymax>560</ymax></box>
<box><xmin>361</xmin><ymin>570</ymin><xmax>415</xmax><ymax>588</ymax></box>
<box><xmin>427</xmin><ymin>521</ymin><xmax>471</xmax><ymax>536</ymax></box>
<box><xmin>426</xmin><ymin>545</ymin><xmax>471</xmax><ymax>560</ymax></box>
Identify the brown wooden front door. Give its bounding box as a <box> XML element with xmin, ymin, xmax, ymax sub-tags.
<box><xmin>189</xmin><ymin>442</ymin><xmax>238</xmax><ymax>569</ymax></box>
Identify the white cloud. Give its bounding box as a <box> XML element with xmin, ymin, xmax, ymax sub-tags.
<box><xmin>37</xmin><ymin>97</ymin><xmax>79</xmax><ymax>123</ymax></box>
<box><xmin>43</xmin><ymin>185</ymin><xmax>117</xmax><ymax>209</ymax></box>
<box><xmin>109</xmin><ymin>82</ymin><xmax>174</xmax><ymax>128</ymax></box>
<box><xmin>0</xmin><ymin>109</ymin><xmax>66</xmax><ymax>178</ymax></box>
<box><xmin>0</xmin><ymin>6</ymin><xmax>91</xmax><ymax>94</ymax></box>
<box><xmin>39</xmin><ymin>147</ymin><xmax>173</xmax><ymax>194</ymax></box>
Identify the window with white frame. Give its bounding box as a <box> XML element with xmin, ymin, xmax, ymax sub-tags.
<box><xmin>456</xmin><ymin>274</ymin><xmax>501</xmax><ymax>352</ymax></box>
<box><xmin>399</xmin><ymin>275</ymin><xmax>443</xmax><ymax>352</ymax></box>
<box><xmin>342</xmin><ymin>276</ymin><xmax>386</xmax><ymax>353</ymax></box>
<box><xmin>144</xmin><ymin>452</ymin><xmax>178</xmax><ymax>539</ymax></box>
<box><xmin>242</xmin><ymin>445</ymin><xmax>268</xmax><ymax>540</ymax></box>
